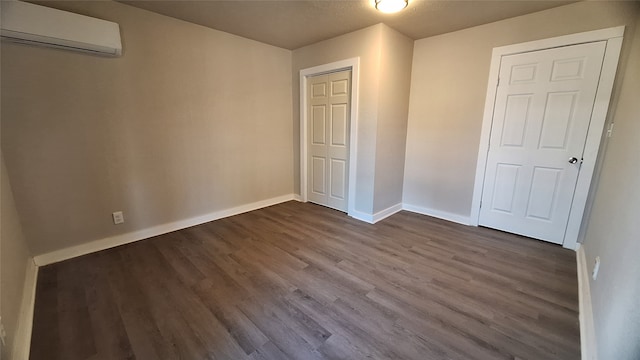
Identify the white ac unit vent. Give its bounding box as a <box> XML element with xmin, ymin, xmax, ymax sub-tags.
<box><xmin>1</xmin><ymin>0</ymin><xmax>122</xmax><ymax>56</ymax></box>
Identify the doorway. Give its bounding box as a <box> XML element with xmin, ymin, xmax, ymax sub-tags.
<box><xmin>306</xmin><ymin>70</ymin><xmax>352</xmax><ymax>211</ymax></box>
<box><xmin>471</xmin><ymin>27</ymin><xmax>624</xmax><ymax>249</ymax></box>
<box><xmin>300</xmin><ymin>58</ymin><xmax>360</xmax><ymax>215</ymax></box>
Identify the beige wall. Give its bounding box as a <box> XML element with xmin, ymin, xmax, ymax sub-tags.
<box><xmin>293</xmin><ymin>24</ymin><xmax>383</xmax><ymax>214</ymax></box>
<box><xmin>582</xmin><ymin>7</ymin><xmax>640</xmax><ymax>359</ymax></box>
<box><xmin>1</xmin><ymin>154</ymin><xmax>32</xmax><ymax>359</ymax></box>
<box><xmin>403</xmin><ymin>1</ymin><xmax>639</xmax><ymax>217</ymax></box>
<box><xmin>373</xmin><ymin>26</ymin><xmax>413</xmax><ymax>213</ymax></box>
<box><xmin>1</xmin><ymin>1</ymin><xmax>293</xmax><ymax>255</ymax></box>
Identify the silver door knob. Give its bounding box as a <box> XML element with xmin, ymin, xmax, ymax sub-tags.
<box><xmin>569</xmin><ymin>157</ymin><xmax>579</xmax><ymax>164</ymax></box>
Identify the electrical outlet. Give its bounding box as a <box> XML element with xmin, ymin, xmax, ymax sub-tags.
<box><xmin>112</xmin><ymin>211</ymin><xmax>125</xmax><ymax>225</ymax></box>
<box><xmin>592</xmin><ymin>256</ymin><xmax>601</xmax><ymax>280</ymax></box>
<box><xmin>0</xmin><ymin>317</ymin><xmax>6</xmax><ymax>347</ymax></box>
<box><xmin>607</xmin><ymin>123</ymin><xmax>615</xmax><ymax>138</ymax></box>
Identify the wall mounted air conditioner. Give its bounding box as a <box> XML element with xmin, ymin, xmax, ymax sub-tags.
<box><xmin>1</xmin><ymin>0</ymin><xmax>122</xmax><ymax>56</ymax></box>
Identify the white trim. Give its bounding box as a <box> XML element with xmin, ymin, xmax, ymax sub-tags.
<box><xmin>470</xmin><ymin>46</ymin><xmax>503</xmax><ymax>226</ymax></box>
<box><xmin>372</xmin><ymin>203</ymin><xmax>403</xmax><ymax>223</ymax></box>
<box><xmin>347</xmin><ymin>203</ymin><xmax>402</xmax><ymax>224</ymax></box>
<box><xmin>402</xmin><ymin>203</ymin><xmax>471</xmax><ymax>226</ymax></box>
<box><xmin>490</xmin><ymin>26</ymin><xmax>623</xmax><ymax>57</ymax></box>
<box><xmin>33</xmin><ymin>194</ymin><xmax>297</xmax><ymax>266</ymax></box>
<box><xmin>348</xmin><ymin>210</ymin><xmax>375</xmax><ymax>224</ymax></box>
<box><xmin>300</xmin><ymin>58</ymin><xmax>360</xmax><ymax>217</ymax></box>
<box><xmin>470</xmin><ymin>26</ymin><xmax>624</xmax><ymax>250</ymax></box>
<box><xmin>563</xmin><ymin>36</ymin><xmax>623</xmax><ymax>250</ymax></box>
<box><xmin>577</xmin><ymin>245</ymin><xmax>597</xmax><ymax>360</ymax></box>
<box><xmin>12</xmin><ymin>259</ymin><xmax>38</xmax><ymax>360</ymax></box>
<box><xmin>293</xmin><ymin>194</ymin><xmax>302</xmax><ymax>202</ymax></box>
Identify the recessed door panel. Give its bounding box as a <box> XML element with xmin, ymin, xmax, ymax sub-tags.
<box><xmin>526</xmin><ymin>167</ymin><xmax>562</xmax><ymax>221</ymax></box>
<box><xmin>312</xmin><ymin>157</ymin><xmax>326</xmax><ymax>195</ymax></box>
<box><xmin>500</xmin><ymin>95</ymin><xmax>532</xmax><ymax>147</ymax></box>
<box><xmin>538</xmin><ymin>91</ymin><xmax>578</xmax><ymax>149</ymax></box>
<box><xmin>331</xmin><ymin>103</ymin><xmax>347</xmax><ymax>146</ymax></box>
<box><xmin>331</xmin><ymin>79</ymin><xmax>348</xmax><ymax>96</ymax></box>
<box><xmin>509</xmin><ymin>63</ymin><xmax>538</xmax><ymax>84</ymax></box>
<box><xmin>330</xmin><ymin>159</ymin><xmax>346</xmax><ymax>200</ymax></box>
<box><xmin>491</xmin><ymin>164</ymin><xmax>521</xmax><ymax>213</ymax></box>
<box><xmin>312</xmin><ymin>83</ymin><xmax>326</xmax><ymax>98</ymax></box>
<box><xmin>551</xmin><ymin>57</ymin><xmax>586</xmax><ymax>81</ymax></box>
<box><xmin>312</xmin><ymin>105</ymin><xmax>326</xmax><ymax>145</ymax></box>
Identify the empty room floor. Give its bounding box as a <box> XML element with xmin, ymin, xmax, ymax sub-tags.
<box><xmin>29</xmin><ymin>201</ymin><xmax>580</xmax><ymax>360</ymax></box>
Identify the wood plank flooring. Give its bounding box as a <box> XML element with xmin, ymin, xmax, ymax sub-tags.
<box><xmin>30</xmin><ymin>201</ymin><xmax>580</xmax><ymax>359</ymax></box>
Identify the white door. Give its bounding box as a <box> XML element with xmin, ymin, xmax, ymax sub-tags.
<box><xmin>479</xmin><ymin>42</ymin><xmax>606</xmax><ymax>244</ymax></box>
<box><xmin>307</xmin><ymin>70</ymin><xmax>351</xmax><ymax>212</ymax></box>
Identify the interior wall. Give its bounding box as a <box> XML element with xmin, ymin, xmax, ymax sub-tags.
<box><xmin>1</xmin><ymin>154</ymin><xmax>32</xmax><ymax>359</ymax></box>
<box><xmin>403</xmin><ymin>1</ymin><xmax>639</xmax><ymax>218</ymax></box>
<box><xmin>1</xmin><ymin>1</ymin><xmax>293</xmax><ymax>255</ymax></box>
<box><xmin>582</xmin><ymin>7</ymin><xmax>640</xmax><ymax>359</ymax></box>
<box><xmin>292</xmin><ymin>24</ymin><xmax>383</xmax><ymax>214</ymax></box>
<box><xmin>373</xmin><ymin>25</ymin><xmax>413</xmax><ymax>213</ymax></box>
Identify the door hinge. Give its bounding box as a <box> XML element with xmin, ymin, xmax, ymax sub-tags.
<box><xmin>607</xmin><ymin>123</ymin><xmax>615</xmax><ymax>138</ymax></box>
<box><xmin>496</xmin><ymin>77</ymin><xmax>500</xmax><ymax>87</ymax></box>
<box><xmin>480</xmin><ymin>200</ymin><xmax>482</xmax><ymax>208</ymax></box>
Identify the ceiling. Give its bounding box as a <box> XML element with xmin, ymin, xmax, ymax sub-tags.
<box><xmin>117</xmin><ymin>0</ymin><xmax>577</xmax><ymax>50</ymax></box>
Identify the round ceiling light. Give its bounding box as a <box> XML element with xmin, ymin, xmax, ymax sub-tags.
<box><xmin>375</xmin><ymin>0</ymin><xmax>408</xmax><ymax>13</ymax></box>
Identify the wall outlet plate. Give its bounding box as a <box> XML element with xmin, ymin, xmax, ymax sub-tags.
<box><xmin>112</xmin><ymin>211</ymin><xmax>124</xmax><ymax>225</ymax></box>
<box><xmin>592</xmin><ymin>256</ymin><xmax>601</xmax><ymax>280</ymax></box>
<box><xmin>0</xmin><ymin>318</ymin><xmax>6</xmax><ymax>346</ymax></box>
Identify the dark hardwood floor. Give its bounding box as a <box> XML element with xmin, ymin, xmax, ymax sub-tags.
<box><xmin>30</xmin><ymin>201</ymin><xmax>580</xmax><ymax>360</ymax></box>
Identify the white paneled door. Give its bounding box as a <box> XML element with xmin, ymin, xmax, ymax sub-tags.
<box><xmin>479</xmin><ymin>42</ymin><xmax>606</xmax><ymax>244</ymax></box>
<box><xmin>307</xmin><ymin>70</ymin><xmax>351</xmax><ymax>212</ymax></box>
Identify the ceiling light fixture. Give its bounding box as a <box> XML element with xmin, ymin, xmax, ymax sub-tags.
<box><xmin>375</xmin><ymin>0</ymin><xmax>408</xmax><ymax>13</ymax></box>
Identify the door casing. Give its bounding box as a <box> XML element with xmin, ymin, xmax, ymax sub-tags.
<box><xmin>470</xmin><ymin>26</ymin><xmax>624</xmax><ymax>250</ymax></box>
<box><xmin>300</xmin><ymin>58</ymin><xmax>360</xmax><ymax>217</ymax></box>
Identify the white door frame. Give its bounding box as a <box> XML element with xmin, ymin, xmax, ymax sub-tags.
<box><xmin>300</xmin><ymin>58</ymin><xmax>360</xmax><ymax>216</ymax></box>
<box><xmin>470</xmin><ymin>26</ymin><xmax>624</xmax><ymax>250</ymax></box>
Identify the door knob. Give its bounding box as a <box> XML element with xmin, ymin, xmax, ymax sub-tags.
<box><xmin>569</xmin><ymin>157</ymin><xmax>579</xmax><ymax>164</ymax></box>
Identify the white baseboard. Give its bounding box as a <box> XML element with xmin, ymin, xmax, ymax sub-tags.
<box><xmin>348</xmin><ymin>210</ymin><xmax>374</xmax><ymax>224</ymax></box>
<box><xmin>33</xmin><ymin>194</ymin><xmax>297</xmax><ymax>266</ymax></box>
<box><xmin>293</xmin><ymin>194</ymin><xmax>302</xmax><ymax>202</ymax></box>
<box><xmin>348</xmin><ymin>203</ymin><xmax>402</xmax><ymax>224</ymax></box>
<box><xmin>402</xmin><ymin>203</ymin><xmax>471</xmax><ymax>225</ymax></box>
<box><xmin>12</xmin><ymin>259</ymin><xmax>38</xmax><ymax>360</ymax></box>
<box><xmin>577</xmin><ymin>245</ymin><xmax>597</xmax><ymax>360</ymax></box>
<box><xmin>372</xmin><ymin>203</ymin><xmax>402</xmax><ymax>223</ymax></box>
